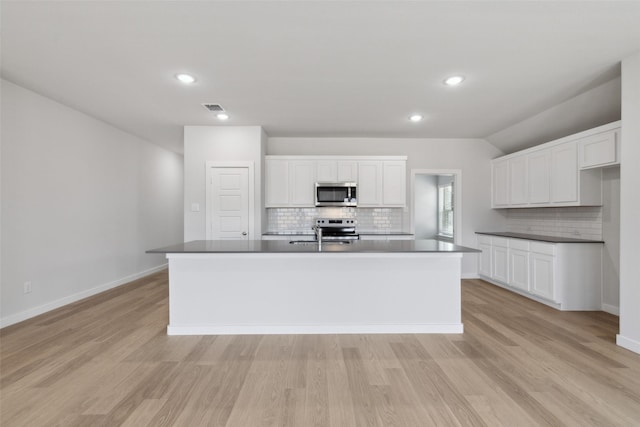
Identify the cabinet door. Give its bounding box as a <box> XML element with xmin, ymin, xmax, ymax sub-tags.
<box><xmin>289</xmin><ymin>161</ymin><xmax>316</xmax><ymax>206</ymax></box>
<box><xmin>265</xmin><ymin>159</ymin><xmax>290</xmax><ymax>207</ymax></box>
<box><xmin>337</xmin><ymin>161</ymin><xmax>358</xmax><ymax>182</ymax></box>
<box><xmin>382</xmin><ymin>161</ymin><xmax>406</xmax><ymax>206</ymax></box>
<box><xmin>509</xmin><ymin>248</ymin><xmax>530</xmax><ymax>291</ymax></box>
<box><xmin>528</xmin><ymin>150</ymin><xmax>550</xmax><ymax>204</ymax></box>
<box><xmin>550</xmin><ymin>141</ymin><xmax>578</xmax><ymax>203</ymax></box>
<box><xmin>530</xmin><ymin>252</ymin><xmax>555</xmax><ymax>300</ymax></box>
<box><xmin>478</xmin><ymin>243</ymin><xmax>492</xmax><ymax>277</ymax></box>
<box><xmin>509</xmin><ymin>156</ymin><xmax>528</xmax><ymax>205</ymax></box>
<box><xmin>316</xmin><ymin>161</ymin><xmax>338</xmax><ymax>182</ymax></box>
<box><xmin>492</xmin><ymin>159</ymin><xmax>509</xmax><ymax>207</ymax></box>
<box><xmin>491</xmin><ymin>246</ymin><xmax>509</xmax><ymax>283</ymax></box>
<box><xmin>358</xmin><ymin>161</ymin><xmax>383</xmax><ymax>206</ymax></box>
<box><xmin>578</xmin><ymin>131</ymin><xmax>618</xmax><ymax>169</ymax></box>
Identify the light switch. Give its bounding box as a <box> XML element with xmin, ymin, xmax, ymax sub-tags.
<box><xmin>191</xmin><ymin>203</ymin><xmax>200</xmax><ymax>212</ymax></box>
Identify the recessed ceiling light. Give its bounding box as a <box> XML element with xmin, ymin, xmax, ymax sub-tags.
<box><xmin>444</xmin><ymin>75</ymin><xmax>465</xmax><ymax>86</ymax></box>
<box><xmin>409</xmin><ymin>114</ymin><xmax>424</xmax><ymax>122</ymax></box>
<box><xmin>175</xmin><ymin>73</ymin><xmax>196</xmax><ymax>84</ymax></box>
<box><xmin>216</xmin><ymin>113</ymin><xmax>229</xmax><ymax>120</ymax></box>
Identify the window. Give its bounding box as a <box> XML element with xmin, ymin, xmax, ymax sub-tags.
<box><xmin>438</xmin><ymin>182</ymin><xmax>454</xmax><ymax>238</ymax></box>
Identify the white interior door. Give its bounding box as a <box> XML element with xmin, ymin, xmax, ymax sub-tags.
<box><xmin>211</xmin><ymin>167</ymin><xmax>250</xmax><ymax>240</ymax></box>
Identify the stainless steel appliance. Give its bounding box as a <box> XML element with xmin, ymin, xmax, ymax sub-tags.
<box><xmin>313</xmin><ymin>218</ymin><xmax>359</xmax><ymax>242</ymax></box>
<box><xmin>315</xmin><ymin>182</ymin><xmax>357</xmax><ymax>207</ymax></box>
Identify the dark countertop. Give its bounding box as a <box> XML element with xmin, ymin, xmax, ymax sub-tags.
<box><xmin>148</xmin><ymin>239</ymin><xmax>479</xmax><ymax>254</ymax></box>
<box><xmin>475</xmin><ymin>231</ymin><xmax>604</xmax><ymax>244</ymax></box>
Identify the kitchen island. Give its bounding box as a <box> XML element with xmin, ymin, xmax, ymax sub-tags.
<box><xmin>148</xmin><ymin>239</ymin><xmax>478</xmax><ymax>335</ymax></box>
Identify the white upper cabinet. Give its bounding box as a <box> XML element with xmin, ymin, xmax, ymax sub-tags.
<box><xmin>265</xmin><ymin>158</ymin><xmax>316</xmax><ymax>207</ymax></box>
<box><xmin>509</xmin><ymin>155</ymin><xmax>528</xmax><ymax>205</ymax></box>
<box><xmin>382</xmin><ymin>161</ymin><xmax>406</xmax><ymax>206</ymax></box>
<box><xmin>528</xmin><ymin>150</ymin><xmax>550</xmax><ymax>204</ymax></box>
<box><xmin>316</xmin><ymin>161</ymin><xmax>338</xmax><ymax>182</ymax></box>
<box><xmin>490</xmin><ymin>121</ymin><xmax>618</xmax><ymax>209</ymax></box>
<box><xmin>289</xmin><ymin>161</ymin><xmax>317</xmax><ymax>206</ymax></box>
<box><xmin>550</xmin><ymin>141</ymin><xmax>578</xmax><ymax>203</ymax></box>
<box><xmin>316</xmin><ymin>160</ymin><xmax>358</xmax><ymax>182</ymax></box>
<box><xmin>337</xmin><ymin>161</ymin><xmax>358</xmax><ymax>182</ymax></box>
<box><xmin>358</xmin><ymin>160</ymin><xmax>406</xmax><ymax>207</ymax></box>
<box><xmin>578</xmin><ymin>130</ymin><xmax>619</xmax><ymax>169</ymax></box>
<box><xmin>492</xmin><ymin>159</ymin><xmax>509</xmax><ymax>207</ymax></box>
<box><xmin>265</xmin><ymin>159</ymin><xmax>290</xmax><ymax>207</ymax></box>
<box><xmin>265</xmin><ymin>156</ymin><xmax>406</xmax><ymax>208</ymax></box>
<box><xmin>357</xmin><ymin>161</ymin><xmax>383</xmax><ymax>206</ymax></box>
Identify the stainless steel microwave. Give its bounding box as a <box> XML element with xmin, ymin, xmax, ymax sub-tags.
<box><xmin>315</xmin><ymin>182</ymin><xmax>357</xmax><ymax>207</ymax></box>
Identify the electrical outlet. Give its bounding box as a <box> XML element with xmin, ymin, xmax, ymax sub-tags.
<box><xmin>23</xmin><ymin>281</ymin><xmax>32</xmax><ymax>294</ymax></box>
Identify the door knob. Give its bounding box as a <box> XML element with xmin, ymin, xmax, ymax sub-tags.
<box><xmin>242</xmin><ymin>232</ymin><xmax>247</xmax><ymax>236</ymax></box>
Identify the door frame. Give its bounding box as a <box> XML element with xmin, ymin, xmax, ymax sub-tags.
<box><xmin>410</xmin><ymin>169</ymin><xmax>462</xmax><ymax>244</ymax></box>
<box><xmin>206</xmin><ymin>161</ymin><xmax>255</xmax><ymax>240</ymax></box>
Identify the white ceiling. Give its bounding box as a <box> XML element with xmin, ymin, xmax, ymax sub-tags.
<box><xmin>2</xmin><ymin>1</ymin><xmax>640</xmax><ymax>154</ymax></box>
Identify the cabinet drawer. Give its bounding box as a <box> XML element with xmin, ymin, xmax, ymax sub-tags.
<box><xmin>477</xmin><ymin>235</ymin><xmax>492</xmax><ymax>245</ymax></box>
<box><xmin>509</xmin><ymin>238</ymin><xmax>530</xmax><ymax>251</ymax></box>
<box><xmin>492</xmin><ymin>237</ymin><xmax>509</xmax><ymax>248</ymax></box>
<box><xmin>530</xmin><ymin>241</ymin><xmax>555</xmax><ymax>256</ymax></box>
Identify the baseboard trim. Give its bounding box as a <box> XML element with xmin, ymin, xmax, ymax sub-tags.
<box><xmin>0</xmin><ymin>264</ymin><xmax>167</xmax><ymax>328</ymax></box>
<box><xmin>462</xmin><ymin>273</ymin><xmax>480</xmax><ymax>279</ymax></box>
<box><xmin>602</xmin><ymin>303</ymin><xmax>620</xmax><ymax>316</ymax></box>
<box><xmin>167</xmin><ymin>322</ymin><xmax>464</xmax><ymax>336</ymax></box>
<box><xmin>616</xmin><ymin>334</ymin><xmax>640</xmax><ymax>355</ymax></box>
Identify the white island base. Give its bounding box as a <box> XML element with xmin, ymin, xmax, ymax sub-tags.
<box><xmin>166</xmin><ymin>252</ymin><xmax>463</xmax><ymax>335</ymax></box>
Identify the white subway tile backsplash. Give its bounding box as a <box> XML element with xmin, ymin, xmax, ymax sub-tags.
<box><xmin>266</xmin><ymin>207</ymin><xmax>403</xmax><ymax>234</ymax></box>
<box><xmin>506</xmin><ymin>207</ymin><xmax>602</xmax><ymax>240</ymax></box>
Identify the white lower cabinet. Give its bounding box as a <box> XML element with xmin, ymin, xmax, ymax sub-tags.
<box><xmin>491</xmin><ymin>238</ymin><xmax>509</xmax><ymax>284</ymax></box>
<box><xmin>529</xmin><ymin>252</ymin><xmax>555</xmax><ymax>300</ymax></box>
<box><xmin>477</xmin><ymin>234</ymin><xmax>602</xmax><ymax>310</ymax></box>
<box><xmin>529</xmin><ymin>242</ymin><xmax>556</xmax><ymax>301</ymax></box>
<box><xmin>508</xmin><ymin>239</ymin><xmax>530</xmax><ymax>292</ymax></box>
<box><xmin>477</xmin><ymin>235</ymin><xmax>492</xmax><ymax>277</ymax></box>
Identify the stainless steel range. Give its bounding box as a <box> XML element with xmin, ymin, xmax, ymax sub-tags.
<box><xmin>314</xmin><ymin>218</ymin><xmax>359</xmax><ymax>242</ymax></box>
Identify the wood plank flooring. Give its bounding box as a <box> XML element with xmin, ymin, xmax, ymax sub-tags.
<box><xmin>1</xmin><ymin>271</ymin><xmax>639</xmax><ymax>426</ymax></box>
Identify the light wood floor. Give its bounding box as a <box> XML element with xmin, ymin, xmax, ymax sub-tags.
<box><xmin>1</xmin><ymin>271</ymin><xmax>639</xmax><ymax>426</ymax></box>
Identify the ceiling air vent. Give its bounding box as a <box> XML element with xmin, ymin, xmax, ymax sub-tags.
<box><xmin>202</xmin><ymin>104</ymin><xmax>225</xmax><ymax>112</ymax></box>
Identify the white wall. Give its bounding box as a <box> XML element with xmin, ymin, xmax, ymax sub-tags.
<box><xmin>0</xmin><ymin>79</ymin><xmax>183</xmax><ymax>327</ymax></box>
<box><xmin>602</xmin><ymin>167</ymin><xmax>620</xmax><ymax>314</ymax></box>
<box><xmin>487</xmin><ymin>77</ymin><xmax>621</xmax><ymax>154</ymax></box>
<box><xmin>618</xmin><ymin>51</ymin><xmax>640</xmax><ymax>354</ymax></box>
<box><xmin>183</xmin><ymin>126</ymin><xmax>264</xmax><ymax>241</ymax></box>
<box><xmin>267</xmin><ymin>137</ymin><xmax>507</xmax><ymax>277</ymax></box>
